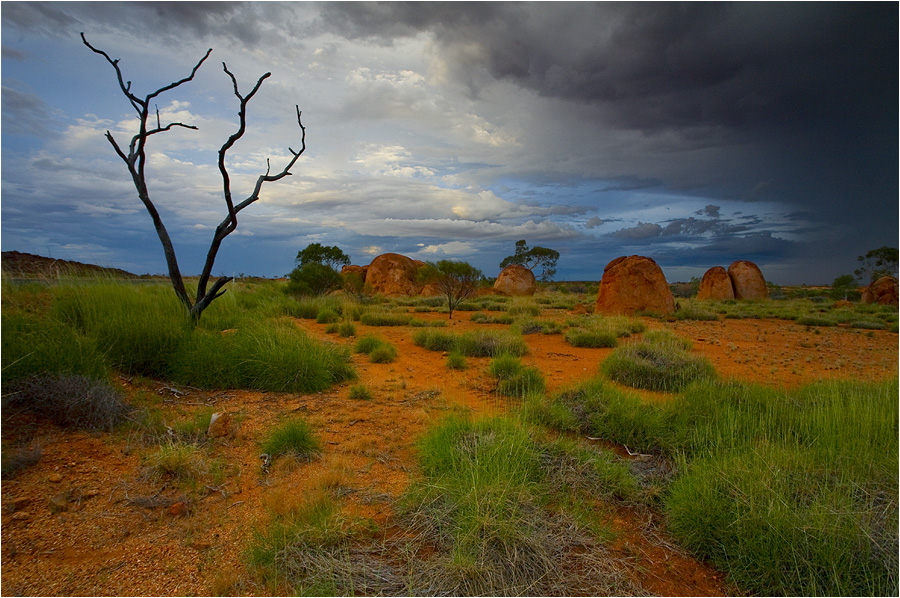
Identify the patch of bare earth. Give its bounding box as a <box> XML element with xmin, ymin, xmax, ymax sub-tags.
<box><xmin>2</xmin><ymin>308</ymin><xmax>896</xmax><ymax>595</ymax></box>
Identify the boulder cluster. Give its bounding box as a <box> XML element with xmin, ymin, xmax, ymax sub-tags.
<box><xmin>594</xmin><ymin>256</ymin><xmax>769</xmax><ymax>316</ymax></box>
<box><xmin>340</xmin><ymin>253</ymin><xmax>537</xmax><ymax>297</ymax></box>
<box><xmin>862</xmin><ymin>276</ymin><xmax>899</xmax><ymax>306</ymax></box>
<box><xmin>697</xmin><ymin>261</ymin><xmax>768</xmax><ymax>301</ymax></box>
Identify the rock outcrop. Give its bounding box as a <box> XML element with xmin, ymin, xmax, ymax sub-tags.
<box><xmin>861</xmin><ymin>276</ymin><xmax>899</xmax><ymax>306</ymax></box>
<box><xmin>340</xmin><ymin>264</ymin><xmax>368</xmax><ymax>280</ymax></box>
<box><xmin>493</xmin><ymin>264</ymin><xmax>537</xmax><ymax>296</ymax></box>
<box><xmin>595</xmin><ymin>255</ymin><xmax>675</xmax><ymax>316</ymax></box>
<box><xmin>364</xmin><ymin>253</ymin><xmax>423</xmax><ymax>296</ymax></box>
<box><xmin>727</xmin><ymin>261</ymin><xmax>768</xmax><ymax>300</ymax></box>
<box><xmin>697</xmin><ymin>266</ymin><xmax>735</xmax><ymax>301</ymax></box>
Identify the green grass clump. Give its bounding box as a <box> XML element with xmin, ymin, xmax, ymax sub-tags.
<box><xmin>601</xmin><ymin>334</ymin><xmax>715</xmax><ymax>392</ymax></box>
<box><xmin>247</xmin><ymin>493</ymin><xmax>383</xmax><ymax>595</ymax></box>
<box><xmin>399</xmin><ymin>415</ymin><xmax>641</xmax><ymax>595</ymax></box>
<box><xmin>348</xmin><ymin>385</ymin><xmax>373</xmax><ymax>401</ymax></box>
<box><xmin>337</xmin><ymin>321</ymin><xmax>357</xmax><ymax>337</ymax></box>
<box><xmin>564</xmin><ymin>328</ymin><xmax>619</xmax><ymax>348</ymax></box>
<box><xmin>470</xmin><ymin>312</ymin><xmax>515</xmax><ymax>325</ymax></box>
<box><xmin>665</xmin><ymin>379</ymin><xmax>898</xmax><ymax>596</ymax></box>
<box><xmin>260</xmin><ymin>418</ymin><xmax>321</xmax><ymax>461</ymax></box>
<box><xmin>797</xmin><ymin>315</ymin><xmax>836</xmax><ymax>327</ymax></box>
<box><xmin>413</xmin><ymin>328</ymin><xmax>526</xmax><ymax>357</ymax></box>
<box><xmin>486</xmin><ymin>354</ymin><xmax>545</xmax><ymax>401</ymax></box>
<box><xmin>354</xmin><ymin>335</ymin><xmax>386</xmax><ymax>354</ymax></box>
<box><xmin>359</xmin><ymin>311</ymin><xmax>411</xmax><ymax>326</ymax></box>
<box><xmin>512</xmin><ymin>318</ymin><xmax>563</xmax><ymax>335</ymax></box>
<box><xmin>315</xmin><ymin>309</ymin><xmax>340</xmax><ymax>324</ymax></box>
<box><xmin>368</xmin><ymin>343</ymin><xmax>398</xmax><ymax>364</ymax></box>
<box><xmin>446</xmin><ymin>351</ymin><xmax>467</xmax><ymax>370</ymax></box>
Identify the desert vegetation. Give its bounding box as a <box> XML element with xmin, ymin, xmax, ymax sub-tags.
<box><xmin>2</xmin><ymin>272</ymin><xmax>897</xmax><ymax>596</ymax></box>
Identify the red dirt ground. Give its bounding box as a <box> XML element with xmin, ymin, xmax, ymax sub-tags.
<box><xmin>2</xmin><ymin>308</ymin><xmax>896</xmax><ymax>596</ymax></box>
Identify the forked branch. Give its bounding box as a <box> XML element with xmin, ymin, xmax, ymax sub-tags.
<box><xmin>82</xmin><ymin>33</ymin><xmax>305</xmax><ymax>320</ymax></box>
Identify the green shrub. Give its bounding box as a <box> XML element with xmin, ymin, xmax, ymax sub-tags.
<box><xmin>454</xmin><ymin>330</ymin><xmax>528</xmax><ymax>357</ymax></box>
<box><xmin>602</xmin><ymin>337</ymin><xmax>715</xmax><ymax>392</ymax></box>
<box><xmin>400</xmin><ymin>415</ymin><xmax>641</xmax><ymax>595</ymax></box>
<box><xmin>316</xmin><ymin>309</ymin><xmax>340</xmax><ymax>324</ymax></box>
<box><xmin>359</xmin><ymin>311</ymin><xmax>411</xmax><ymax>326</ymax></box>
<box><xmin>337</xmin><ymin>321</ymin><xmax>357</xmax><ymax>337</ymax></box>
<box><xmin>349</xmin><ymin>385</ymin><xmax>373</xmax><ymax>400</ymax></box>
<box><xmin>355</xmin><ymin>335</ymin><xmax>386</xmax><ymax>354</ymax></box>
<box><xmin>1</xmin><ymin>313</ymin><xmax>109</xmax><ymax>382</ymax></box>
<box><xmin>565</xmin><ymin>328</ymin><xmax>618</xmax><ymax>348</ymax></box>
<box><xmin>149</xmin><ymin>441</ymin><xmax>207</xmax><ymax>482</ymax></box>
<box><xmin>446</xmin><ymin>351</ymin><xmax>467</xmax><ymax>370</ymax></box>
<box><xmin>368</xmin><ymin>343</ymin><xmax>398</xmax><ymax>364</ymax></box>
<box><xmin>261</xmin><ymin>418</ymin><xmax>321</xmax><ymax>460</ymax></box>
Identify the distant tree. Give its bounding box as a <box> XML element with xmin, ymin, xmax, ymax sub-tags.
<box><xmin>419</xmin><ymin>260</ymin><xmax>483</xmax><ymax>319</ymax></box>
<box><xmin>287</xmin><ymin>243</ymin><xmax>350</xmax><ymax>296</ymax></box>
<box><xmin>854</xmin><ymin>246</ymin><xmax>899</xmax><ymax>284</ymax></box>
<box><xmin>831</xmin><ymin>274</ymin><xmax>861</xmax><ymax>301</ymax></box>
<box><xmin>499</xmin><ymin>240</ymin><xmax>560</xmax><ymax>282</ymax></box>
<box><xmin>82</xmin><ymin>34</ymin><xmax>305</xmax><ymax>321</ymax></box>
<box><xmin>295</xmin><ymin>243</ymin><xmax>351</xmax><ymax>271</ymax></box>
<box><xmin>287</xmin><ymin>262</ymin><xmax>342</xmax><ymax>296</ymax></box>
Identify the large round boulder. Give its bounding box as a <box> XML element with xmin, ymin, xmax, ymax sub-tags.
<box><xmin>861</xmin><ymin>276</ymin><xmax>899</xmax><ymax>306</ymax></box>
<box><xmin>697</xmin><ymin>266</ymin><xmax>735</xmax><ymax>301</ymax></box>
<box><xmin>364</xmin><ymin>253</ymin><xmax>422</xmax><ymax>296</ymax></box>
<box><xmin>595</xmin><ymin>255</ymin><xmax>674</xmax><ymax>316</ymax></box>
<box><xmin>727</xmin><ymin>260</ymin><xmax>768</xmax><ymax>300</ymax></box>
<box><xmin>493</xmin><ymin>264</ymin><xmax>537</xmax><ymax>296</ymax></box>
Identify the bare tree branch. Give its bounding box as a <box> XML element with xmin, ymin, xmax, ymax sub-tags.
<box><xmin>82</xmin><ymin>33</ymin><xmax>304</xmax><ymax>321</ymax></box>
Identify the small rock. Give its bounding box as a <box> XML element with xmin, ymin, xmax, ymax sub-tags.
<box><xmin>47</xmin><ymin>473</ymin><xmax>63</xmax><ymax>483</ymax></box>
<box><xmin>168</xmin><ymin>502</ymin><xmax>189</xmax><ymax>517</ymax></box>
<box><xmin>208</xmin><ymin>412</ymin><xmax>232</xmax><ymax>438</ymax></box>
<box><xmin>12</xmin><ymin>511</ymin><xmax>30</xmax><ymax>522</ymax></box>
<box><xmin>49</xmin><ymin>493</ymin><xmax>69</xmax><ymax>513</ymax></box>
<box><xmin>190</xmin><ymin>541</ymin><xmax>212</xmax><ymax>551</ymax></box>
<box><xmin>10</xmin><ymin>497</ymin><xmax>31</xmax><ymax>512</ymax></box>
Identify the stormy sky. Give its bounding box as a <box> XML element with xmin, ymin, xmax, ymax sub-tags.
<box><xmin>1</xmin><ymin>2</ymin><xmax>896</xmax><ymax>284</ymax></box>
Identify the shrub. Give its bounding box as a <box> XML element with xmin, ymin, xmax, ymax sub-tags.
<box><xmin>149</xmin><ymin>441</ymin><xmax>207</xmax><ymax>481</ymax></box>
<box><xmin>488</xmin><ymin>355</ymin><xmax>546</xmax><ymax>398</ymax></box>
<box><xmin>3</xmin><ymin>373</ymin><xmax>132</xmax><ymax>431</ymax></box>
<box><xmin>412</xmin><ymin>329</ymin><xmax>456</xmax><ymax>352</ymax></box>
<box><xmin>355</xmin><ymin>335</ymin><xmax>386</xmax><ymax>354</ymax></box>
<box><xmin>1</xmin><ymin>313</ymin><xmax>109</xmax><ymax>382</ymax></box>
<box><xmin>261</xmin><ymin>418</ymin><xmax>321</xmax><ymax>460</ymax></box>
<box><xmin>565</xmin><ymin>328</ymin><xmax>618</xmax><ymax>348</ymax></box>
<box><xmin>602</xmin><ymin>337</ymin><xmax>715</xmax><ymax>392</ymax></box>
<box><xmin>348</xmin><ymin>385</ymin><xmax>373</xmax><ymax>401</ymax></box>
<box><xmin>446</xmin><ymin>351</ymin><xmax>467</xmax><ymax>370</ymax></box>
<box><xmin>315</xmin><ymin>309</ymin><xmax>340</xmax><ymax>324</ymax></box>
<box><xmin>337</xmin><ymin>321</ymin><xmax>357</xmax><ymax>337</ymax></box>
<box><xmin>399</xmin><ymin>415</ymin><xmax>642</xmax><ymax>595</ymax></box>
<box><xmin>359</xmin><ymin>311</ymin><xmax>411</xmax><ymax>326</ymax></box>
<box><xmin>368</xmin><ymin>343</ymin><xmax>398</xmax><ymax>364</ymax></box>
<box><xmin>454</xmin><ymin>330</ymin><xmax>528</xmax><ymax>357</ymax></box>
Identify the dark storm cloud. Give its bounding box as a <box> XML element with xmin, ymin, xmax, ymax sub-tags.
<box><xmin>1</xmin><ymin>85</ymin><xmax>63</xmax><ymax>138</ymax></box>
<box><xmin>2</xmin><ymin>1</ymin><xmax>295</xmax><ymax>48</ymax></box>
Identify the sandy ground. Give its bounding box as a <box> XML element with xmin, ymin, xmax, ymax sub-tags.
<box><xmin>2</xmin><ymin>308</ymin><xmax>896</xmax><ymax>596</ymax></box>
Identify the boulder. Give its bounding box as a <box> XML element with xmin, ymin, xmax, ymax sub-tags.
<box><xmin>697</xmin><ymin>266</ymin><xmax>735</xmax><ymax>301</ymax></box>
<box><xmin>727</xmin><ymin>261</ymin><xmax>768</xmax><ymax>300</ymax></box>
<box><xmin>595</xmin><ymin>255</ymin><xmax>675</xmax><ymax>316</ymax></box>
<box><xmin>364</xmin><ymin>253</ymin><xmax>423</xmax><ymax>296</ymax></box>
<box><xmin>493</xmin><ymin>264</ymin><xmax>537</xmax><ymax>296</ymax></box>
<box><xmin>861</xmin><ymin>276</ymin><xmax>899</xmax><ymax>306</ymax></box>
<box><xmin>340</xmin><ymin>264</ymin><xmax>368</xmax><ymax>281</ymax></box>
<box><xmin>207</xmin><ymin>412</ymin><xmax>232</xmax><ymax>438</ymax></box>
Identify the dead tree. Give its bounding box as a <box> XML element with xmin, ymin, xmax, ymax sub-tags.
<box><xmin>81</xmin><ymin>33</ymin><xmax>305</xmax><ymax>320</ymax></box>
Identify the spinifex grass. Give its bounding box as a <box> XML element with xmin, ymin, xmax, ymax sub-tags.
<box><xmin>260</xmin><ymin>417</ymin><xmax>321</xmax><ymax>461</ymax></box>
<box><xmin>488</xmin><ymin>354</ymin><xmax>546</xmax><ymax>398</ymax></box>
<box><xmin>413</xmin><ymin>329</ymin><xmax>528</xmax><ymax>357</ymax></box>
<box><xmin>535</xmin><ymin>370</ymin><xmax>899</xmax><ymax>596</ymax></box>
<box><xmin>398</xmin><ymin>415</ymin><xmax>641</xmax><ymax>596</ymax></box>
<box><xmin>601</xmin><ymin>332</ymin><xmax>715</xmax><ymax>392</ymax></box>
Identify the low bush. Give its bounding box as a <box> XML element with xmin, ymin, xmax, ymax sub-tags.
<box><xmin>260</xmin><ymin>418</ymin><xmax>321</xmax><ymax>461</ymax></box>
<box><xmin>368</xmin><ymin>343</ymin><xmax>398</xmax><ymax>364</ymax></box>
<box><xmin>565</xmin><ymin>328</ymin><xmax>618</xmax><ymax>348</ymax></box>
<box><xmin>315</xmin><ymin>309</ymin><xmax>340</xmax><ymax>324</ymax></box>
<box><xmin>446</xmin><ymin>351</ymin><xmax>467</xmax><ymax>370</ymax></box>
<box><xmin>359</xmin><ymin>311</ymin><xmax>411</xmax><ymax>326</ymax></box>
<box><xmin>399</xmin><ymin>415</ymin><xmax>642</xmax><ymax>595</ymax></box>
<box><xmin>2</xmin><ymin>373</ymin><xmax>132</xmax><ymax>431</ymax></box>
<box><xmin>355</xmin><ymin>335</ymin><xmax>386</xmax><ymax>354</ymax></box>
<box><xmin>348</xmin><ymin>385</ymin><xmax>373</xmax><ymax>401</ymax></box>
<box><xmin>149</xmin><ymin>440</ymin><xmax>207</xmax><ymax>482</ymax></box>
<box><xmin>602</xmin><ymin>335</ymin><xmax>715</xmax><ymax>392</ymax></box>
